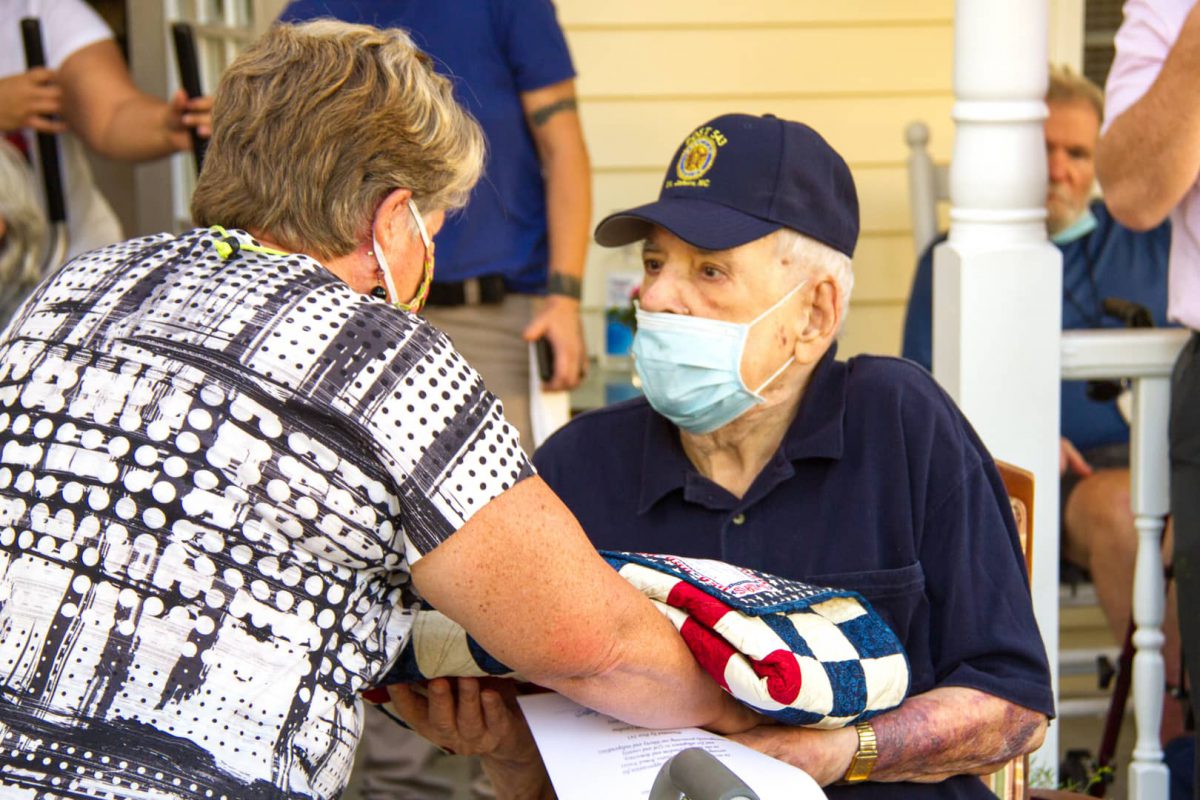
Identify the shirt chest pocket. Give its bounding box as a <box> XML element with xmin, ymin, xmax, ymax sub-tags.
<box><xmin>804</xmin><ymin>562</ymin><xmax>928</xmax><ymax>673</ymax></box>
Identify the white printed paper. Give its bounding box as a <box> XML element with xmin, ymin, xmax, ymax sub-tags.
<box><xmin>517</xmin><ymin>693</ymin><xmax>827</xmax><ymax>800</ymax></box>
<box><xmin>528</xmin><ymin>342</ymin><xmax>571</xmax><ymax>448</ymax></box>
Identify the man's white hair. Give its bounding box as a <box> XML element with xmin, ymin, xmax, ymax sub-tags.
<box><xmin>773</xmin><ymin>227</ymin><xmax>854</xmax><ymax>319</ymax></box>
<box><xmin>0</xmin><ymin>141</ymin><xmax>46</xmax><ymax>296</ymax></box>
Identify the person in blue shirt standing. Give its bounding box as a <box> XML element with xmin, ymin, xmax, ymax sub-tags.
<box><xmin>277</xmin><ymin>2</ymin><xmax>592</xmax><ymax>797</ymax></box>
<box><xmin>902</xmin><ymin>67</ymin><xmax>1185</xmax><ymax>738</ymax></box>
<box><xmin>279</xmin><ymin>0</ymin><xmax>591</xmax><ymax>452</ymax></box>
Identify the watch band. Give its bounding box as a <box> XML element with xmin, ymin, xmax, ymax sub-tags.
<box><xmin>546</xmin><ymin>271</ymin><xmax>582</xmax><ymax>300</ymax></box>
<box><xmin>841</xmin><ymin>721</ymin><xmax>878</xmax><ymax>784</ymax></box>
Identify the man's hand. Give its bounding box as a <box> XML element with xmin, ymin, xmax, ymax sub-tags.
<box><xmin>523</xmin><ymin>295</ymin><xmax>586</xmax><ymax>391</ymax></box>
<box><xmin>386</xmin><ymin>678</ymin><xmax>532</xmax><ymax>759</ymax></box>
<box><xmin>163</xmin><ymin>89</ymin><xmax>213</xmax><ymax>152</ymax></box>
<box><xmin>1059</xmin><ymin>437</ymin><xmax>1093</xmax><ymax>478</ymax></box>
<box><xmin>386</xmin><ymin>678</ymin><xmax>554</xmax><ymax>799</ymax></box>
<box><xmin>727</xmin><ymin>723</ymin><xmax>857</xmax><ymax>787</ymax></box>
<box><xmin>0</xmin><ymin>68</ymin><xmax>65</xmax><ymax>134</ymax></box>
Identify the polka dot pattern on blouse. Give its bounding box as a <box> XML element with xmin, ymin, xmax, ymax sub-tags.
<box><xmin>0</xmin><ymin>228</ymin><xmax>532</xmax><ymax>799</ymax></box>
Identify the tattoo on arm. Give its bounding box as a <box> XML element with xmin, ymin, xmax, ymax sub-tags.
<box><xmin>529</xmin><ymin>97</ymin><xmax>577</xmax><ymax>127</ymax></box>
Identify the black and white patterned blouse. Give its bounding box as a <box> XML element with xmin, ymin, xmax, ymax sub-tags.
<box><xmin>0</xmin><ymin>228</ymin><xmax>532</xmax><ymax>799</ymax></box>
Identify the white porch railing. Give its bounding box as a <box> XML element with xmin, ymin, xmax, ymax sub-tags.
<box><xmin>1060</xmin><ymin>327</ymin><xmax>1189</xmax><ymax>798</ymax></box>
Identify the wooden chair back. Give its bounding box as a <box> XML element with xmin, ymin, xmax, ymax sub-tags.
<box><xmin>986</xmin><ymin>462</ymin><xmax>1089</xmax><ymax>800</ymax></box>
<box><xmin>984</xmin><ymin>461</ymin><xmax>1033</xmax><ymax>800</ymax></box>
<box><xmin>997</xmin><ymin>461</ymin><xmax>1035</xmax><ymax>578</ymax></box>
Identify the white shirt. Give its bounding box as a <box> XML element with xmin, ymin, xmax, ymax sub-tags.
<box><xmin>1103</xmin><ymin>0</ymin><xmax>1200</xmax><ymax>330</ymax></box>
<box><xmin>1</xmin><ymin>0</ymin><xmax>124</xmax><ymax>257</ymax></box>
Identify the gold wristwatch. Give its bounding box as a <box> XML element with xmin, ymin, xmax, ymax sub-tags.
<box><xmin>841</xmin><ymin>721</ymin><xmax>878</xmax><ymax>783</ymax></box>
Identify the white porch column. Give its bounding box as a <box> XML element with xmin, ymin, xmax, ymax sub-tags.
<box><xmin>934</xmin><ymin>0</ymin><xmax>1062</xmax><ymax>773</ymax></box>
<box><xmin>1060</xmin><ymin>329</ymin><xmax>1183</xmax><ymax>797</ymax></box>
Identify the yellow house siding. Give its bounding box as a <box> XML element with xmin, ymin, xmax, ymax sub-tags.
<box><xmin>558</xmin><ymin>0</ymin><xmax>955</xmax><ymax>358</ymax></box>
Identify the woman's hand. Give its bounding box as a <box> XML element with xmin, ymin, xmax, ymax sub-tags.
<box><xmin>163</xmin><ymin>89</ymin><xmax>213</xmax><ymax>152</ymax></box>
<box><xmin>0</xmin><ymin>69</ymin><xmax>65</xmax><ymax>134</ymax></box>
<box><xmin>385</xmin><ymin>678</ymin><xmax>555</xmax><ymax>799</ymax></box>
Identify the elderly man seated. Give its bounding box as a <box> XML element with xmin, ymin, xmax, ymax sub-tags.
<box><xmin>523</xmin><ymin>113</ymin><xmax>1052</xmax><ymax>795</ymax></box>
<box><xmin>902</xmin><ymin>67</ymin><xmax>1177</xmax><ymax>699</ymax></box>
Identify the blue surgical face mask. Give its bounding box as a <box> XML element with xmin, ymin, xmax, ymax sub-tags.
<box><xmin>632</xmin><ymin>280</ymin><xmax>807</xmax><ymax>434</ymax></box>
<box><xmin>1050</xmin><ymin>206</ymin><xmax>1097</xmax><ymax>245</ymax></box>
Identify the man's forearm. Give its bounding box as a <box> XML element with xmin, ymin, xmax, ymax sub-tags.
<box><xmin>526</xmin><ymin>85</ymin><xmax>591</xmax><ymax>286</ymax></box>
<box><xmin>59</xmin><ymin>39</ymin><xmax>184</xmax><ymax>163</ymax></box>
<box><xmin>731</xmin><ymin>685</ymin><xmax>1046</xmax><ymax>785</ymax></box>
<box><xmin>98</xmin><ymin>95</ymin><xmax>180</xmax><ymax>162</ymax></box>
<box><xmin>541</xmin><ymin>135</ymin><xmax>590</xmax><ymax>287</ymax></box>
<box><xmin>1097</xmin><ymin>3</ymin><xmax>1200</xmax><ymax>229</ymax></box>
<box><xmin>522</xmin><ymin>83</ymin><xmax>592</xmax><ymax>387</ymax></box>
<box><xmin>870</xmin><ymin>686</ymin><xmax>1047</xmax><ymax>783</ymax></box>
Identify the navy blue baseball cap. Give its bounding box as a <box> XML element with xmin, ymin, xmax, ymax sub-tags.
<box><xmin>594</xmin><ymin>113</ymin><xmax>859</xmax><ymax>257</ymax></box>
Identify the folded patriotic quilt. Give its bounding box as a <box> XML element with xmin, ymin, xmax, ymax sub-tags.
<box><xmin>368</xmin><ymin>551</ymin><xmax>910</xmax><ymax>728</ymax></box>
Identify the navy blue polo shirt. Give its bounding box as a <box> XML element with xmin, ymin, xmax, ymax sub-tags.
<box><xmin>534</xmin><ymin>347</ymin><xmax>1054</xmax><ymax>799</ymax></box>
<box><xmin>902</xmin><ymin>200</ymin><xmax>1171</xmax><ymax>452</ymax></box>
<box><xmin>279</xmin><ymin>0</ymin><xmax>575</xmax><ymax>292</ymax></box>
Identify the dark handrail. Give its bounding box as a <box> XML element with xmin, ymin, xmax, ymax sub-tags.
<box><xmin>20</xmin><ymin>18</ymin><xmax>65</xmax><ymax>224</ymax></box>
<box><xmin>171</xmin><ymin>22</ymin><xmax>206</xmax><ymax>174</ymax></box>
<box><xmin>19</xmin><ymin>16</ymin><xmax>68</xmax><ymax>273</ymax></box>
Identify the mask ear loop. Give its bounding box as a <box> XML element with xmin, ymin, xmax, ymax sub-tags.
<box><xmin>375</xmin><ymin>199</ymin><xmax>435</xmax><ymax>313</ymax></box>
<box><xmin>395</xmin><ymin>200</ymin><xmax>434</xmax><ymax>313</ymax></box>
<box><xmin>748</xmin><ymin>278</ymin><xmax>808</xmax><ymax>326</ymax></box>
<box><xmin>749</xmin><ymin>355</ymin><xmax>797</xmax><ymax>395</ymax></box>
<box><xmin>741</xmin><ymin>278</ymin><xmax>809</xmax><ymax>396</ymax></box>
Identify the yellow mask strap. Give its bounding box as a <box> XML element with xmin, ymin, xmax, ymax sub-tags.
<box><xmin>208</xmin><ymin>225</ymin><xmax>289</xmax><ymax>260</ymax></box>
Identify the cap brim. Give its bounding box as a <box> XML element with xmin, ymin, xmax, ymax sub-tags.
<box><xmin>594</xmin><ymin>197</ymin><xmax>781</xmax><ymax>251</ymax></box>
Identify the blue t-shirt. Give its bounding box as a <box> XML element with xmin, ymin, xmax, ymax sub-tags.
<box><xmin>279</xmin><ymin>0</ymin><xmax>576</xmax><ymax>293</ymax></box>
<box><xmin>902</xmin><ymin>201</ymin><xmax>1171</xmax><ymax>452</ymax></box>
<box><xmin>534</xmin><ymin>347</ymin><xmax>1054</xmax><ymax>800</ymax></box>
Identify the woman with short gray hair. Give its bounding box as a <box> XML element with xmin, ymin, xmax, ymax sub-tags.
<box><xmin>0</xmin><ymin>21</ymin><xmax>754</xmax><ymax>800</ymax></box>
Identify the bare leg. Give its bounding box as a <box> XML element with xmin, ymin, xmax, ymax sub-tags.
<box><xmin>1063</xmin><ymin>468</ymin><xmax>1186</xmax><ymax>742</ymax></box>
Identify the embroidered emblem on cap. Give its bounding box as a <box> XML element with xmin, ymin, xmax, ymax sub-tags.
<box><xmin>676</xmin><ymin>136</ymin><xmax>718</xmax><ymax>181</ymax></box>
<box><xmin>676</xmin><ymin>138</ymin><xmax>710</xmax><ymax>181</ymax></box>
<box><xmin>672</xmin><ymin>126</ymin><xmax>727</xmax><ymax>188</ymax></box>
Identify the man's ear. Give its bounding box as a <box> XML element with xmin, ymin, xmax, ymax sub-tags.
<box><xmin>371</xmin><ymin>188</ymin><xmax>414</xmax><ymax>252</ymax></box>
<box><xmin>793</xmin><ymin>276</ymin><xmax>841</xmax><ymax>358</ymax></box>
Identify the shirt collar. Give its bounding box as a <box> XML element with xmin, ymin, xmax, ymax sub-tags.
<box><xmin>636</xmin><ymin>343</ymin><xmax>847</xmax><ymax>514</ymax></box>
<box><xmin>637</xmin><ymin>402</ymin><xmax>694</xmax><ymax>514</ymax></box>
<box><xmin>1050</xmin><ymin>205</ymin><xmax>1099</xmax><ymax>245</ymax></box>
<box><xmin>781</xmin><ymin>343</ymin><xmax>846</xmax><ymax>462</ymax></box>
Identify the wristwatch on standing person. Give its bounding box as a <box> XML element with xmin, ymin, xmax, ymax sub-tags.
<box><xmin>547</xmin><ymin>270</ymin><xmax>582</xmax><ymax>300</ymax></box>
